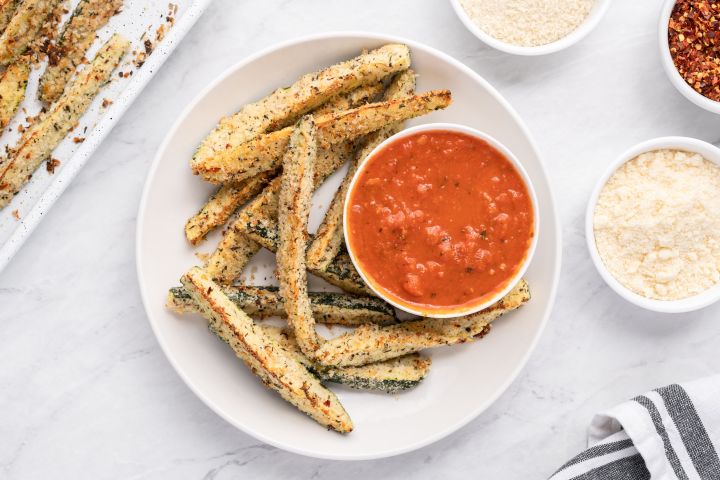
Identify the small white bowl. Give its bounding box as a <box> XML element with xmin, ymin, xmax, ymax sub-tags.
<box><xmin>586</xmin><ymin>136</ymin><xmax>720</xmax><ymax>313</ymax></box>
<box><xmin>343</xmin><ymin>123</ymin><xmax>540</xmax><ymax>319</ymax></box>
<box><xmin>449</xmin><ymin>0</ymin><xmax>613</xmax><ymax>56</ymax></box>
<box><xmin>659</xmin><ymin>0</ymin><xmax>720</xmax><ymax>115</ymax></box>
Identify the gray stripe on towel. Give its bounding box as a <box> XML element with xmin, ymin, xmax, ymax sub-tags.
<box><xmin>554</xmin><ymin>439</ymin><xmax>635</xmax><ymax>474</ymax></box>
<box><xmin>568</xmin><ymin>454</ymin><xmax>650</xmax><ymax>480</ymax></box>
<box><xmin>634</xmin><ymin>395</ymin><xmax>689</xmax><ymax>480</ymax></box>
<box><xmin>656</xmin><ymin>384</ymin><xmax>720</xmax><ymax>478</ymax></box>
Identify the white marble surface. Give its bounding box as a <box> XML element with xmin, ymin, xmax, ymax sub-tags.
<box><xmin>2</xmin><ymin>0</ymin><xmax>720</xmax><ymax>478</ymax></box>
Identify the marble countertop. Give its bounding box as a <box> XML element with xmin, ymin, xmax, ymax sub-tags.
<box><xmin>3</xmin><ymin>0</ymin><xmax>720</xmax><ymax>478</ymax></box>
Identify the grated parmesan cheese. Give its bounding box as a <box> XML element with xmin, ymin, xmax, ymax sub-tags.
<box><xmin>593</xmin><ymin>150</ymin><xmax>720</xmax><ymax>301</ymax></box>
<box><xmin>459</xmin><ymin>0</ymin><xmax>594</xmax><ymax>47</ymax></box>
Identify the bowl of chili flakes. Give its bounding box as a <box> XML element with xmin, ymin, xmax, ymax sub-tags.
<box><xmin>660</xmin><ymin>0</ymin><xmax>720</xmax><ymax>114</ymax></box>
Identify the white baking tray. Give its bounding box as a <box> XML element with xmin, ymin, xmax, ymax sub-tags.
<box><xmin>0</xmin><ymin>0</ymin><xmax>213</xmax><ymax>273</ymax></box>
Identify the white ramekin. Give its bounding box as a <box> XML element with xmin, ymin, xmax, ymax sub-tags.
<box><xmin>659</xmin><ymin>0</ymin><xmax>720</xmax><ymax>115</ymax></box>
<box><xmin>586</xmin><ymin>136</ymin><xmax>720</xmax><ymax>313</ymax></box>
<box><xmin>449</xmin><ymin>0</ymin><xmax>613</xmax><ymax>56</ymax></box>
<box><xmin>344</xmin><ymin>123</ymin><xmax>540</xmax><ymax>318</ymax></box>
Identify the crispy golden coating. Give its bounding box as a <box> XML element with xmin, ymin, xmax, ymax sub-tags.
<box><xmin>181</xmin><ymin>267</ymin><xmax>353</xmax><ymax>433</ymax></box>
<box><xmin>203</xmin><ymin>226</ymin><xmax>261</xmax><ymax>285</ymax></box>
<box><xmin>0</xmin><ymin>0</ymin><xmax>20</xmax><ymax>36</ymax></box>
<box><xmin>0</xmin><ymin>0</ymin><xmax>62</xmax><ymax>66</ymax></box>
<box><xmin>276</xmin><ymin>116</ymin><xmax>325</xmax><ymax>356</ymax></box>
<box><xmin>263</xmin><ymin>327</ymin><xmax>431</xmax><ymax>393</ymax></box>
<box><xmin>39</xmin><ymin>0</ymin><xmax>124</xmax><ymax>103</ymax></box>
<box><xmin>0</xmin><ymin>34</ymin><xmax>129</xmax><ymax>208</ymax></box>
<box><xmin>191</xmin><ymin>44</ymin><xmax>410</xmax><ymax>177</ymax></box>
<box><xmin>167</xmin><ymin>285</ymin><xmax>397</xmax><ymax>326</ymax></box>
<box><xmin>313</xmin><ymin>280</ymin><xmax>531</xmax><ymax>367</ymax></box>
<box><xmin>0</xmin><ymin>57</ymin><xmax>29</xmax><ymax>130</ymax></box>
<box><xmin>306</xmin><ymin>70</ymin><xmax>417</xmax><ymax>272</ymax></box>
<box><xmin>185</xmin><ymin>170</ymin><xmax>274</xmax><ymax>246</ymax></box>
<box><xmin>196</xmin><ymin>90</ymin><xmax>453</xmax><ymax>184</ymax></box>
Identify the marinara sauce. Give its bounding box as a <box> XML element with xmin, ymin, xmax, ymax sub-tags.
<box><xmin>346</xmin><ymin>130</ymin><xmax>534</xmax><ymax>314</ymax></box>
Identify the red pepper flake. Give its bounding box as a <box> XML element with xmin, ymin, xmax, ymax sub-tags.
<box><xmin>46</xmin><ymin>158</ymin><xmax>61</xmax><ymax>174</ymax></box>
<box><xmin>72</xmin><ymin>137</ymin><xmax>85</xmax><ymax>144</ymax></box>
<box><xmin>11</xmin><ymin>209</ymin><xmax>20</xmax><ymax>220</ymax></box>
<box><xmin>669</xmin><ymin>0</ymin><xmax>720</xmax><ymax>102</ymax></box>
<box><xmin>102</xmin><ymin>98</ymin><xmax>113</xmax><ymax>108</ymax></box>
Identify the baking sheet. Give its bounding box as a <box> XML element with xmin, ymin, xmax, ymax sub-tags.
<box><xmin>0</xmin><ymin>0</ymin><xmax>213</xmax><ymax>273</ymax></box>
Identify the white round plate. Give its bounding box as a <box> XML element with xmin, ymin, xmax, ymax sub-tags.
<box><xmin>136</xmin><ymin>32</ymin><xmax>561</xmax><ymax>460</ymax></box>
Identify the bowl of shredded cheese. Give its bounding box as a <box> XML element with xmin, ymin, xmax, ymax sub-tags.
<box><xmin>586</xmin><ymin>137</ymin><xmax>720</xmax><ymax>313</ymax></box>
<box><xmin>449</xmin><ymin>0</ymin><xmax>613</xmax><ymax>56</ymax></box>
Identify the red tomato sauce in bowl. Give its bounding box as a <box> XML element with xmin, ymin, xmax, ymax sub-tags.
<box><xmin>345</xmin><ymin>128</ymin><xmax>535</xmax><ymax>316</ymax></box>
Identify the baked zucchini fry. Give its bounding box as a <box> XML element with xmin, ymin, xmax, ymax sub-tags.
<box><xmin>0</xmin><ymin>0</ymin><xmax>63</xmax><ymax>66</ymax></box>
<box><xmin>201</xmin><ymin>90</ymin><xmax>361</xmax><ymax>285</ymax></box>
<box><xmin>314</xmin><ymin>280</ymin><xmax>531</xmax><ymax>367</ymax></box>
<box><xmin>204</xmin><ymin>226</ymin><xmax>261</xmax><ymax>284</ymax></box>
<box><xmin>235</xmin><ymin>161</ymin><xmax>373</xmax><ymax>296</ymax></box>
<box><xmin>191</xmin><ymin>44</ymin><xmax>410</xmax><ymax>177</ymax></box>
<box><xmin>0</xmin><ymin>34</ymin><xmax>129</xmax><ymax>208</ymax></box>
<box><xmin>0</xmin><ymin>0</ymin><xmax>20</xmax><ymax>36</ymax></box>
<box><xmin>184</xmin><ymin>82</ymin><xmax>381</xmax><ymax>245</ymax></box>
<box><xmin>186</xmin><ymin>76</ymin><xmax>386</xmax><ymax>243</ymax></box>
<box><xmin>314</xmin><ymin>251</ymin><xmax>373</xmax><ymax>296</ymax></box>
<box><xmin>197</xmin><ymin>90</ymin><xmax>453</xmax><ymax>184</ymax></box>
<box><xmin>181</xmin><ymin>267</ymin><xmax>353</xmax><ymax>433</ymax></box>
<box><xmin>306</xmin><ymin>71</ymin><xmax>417</xmax><ymax>272</ymax></box>
<box><xmin>167</xmin><ymin>285</ymin><xmax>397</xmax><ymax>326</ymax></box>
<box><xmin>263</xmin><ymin>327</ymin><xmax>431</xmax><ymax>393</ymax></box>
<box><xmin>204</xmin><ymin>142</ymin><xmax>353</xmax><ymax>285</ymax></box>
<box><xmin>38</xmin><ymin>0</ymin><xmax>124</xmax><ymax>103</ymax></box>
<box><xmin>185</xmin><ymin>170</ymin><xmax>275</xmax><ymax>246</ymax></box>
<box><xmin>314</xmin><ymin>81</ymin><xmax>384</xmax><ymax>116</ymax></box>
<box><xmin>0</xmin><ymin>57</ymin><xmax>30</xmax><ymax>130</ymax></box>
<box><xmin>237</xmin><ymin>142</ymin><xmax>353</xmax><ymax>247</ymax></box>
<box><xmin>276</xmin><ymin>116</ymin><xmax>325</xmax><ymax>356</ymax></box>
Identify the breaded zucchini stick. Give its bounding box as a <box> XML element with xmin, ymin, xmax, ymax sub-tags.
<box><xmin>167</xmin><ymin>285</ymin><xmax>397</xmax><ymax>326</ymax></box>
<box><xmin>314</xmin><ymin>280</ymin><xmax>531</xmax><ymax>367</ymax></box>
<box><xmin>173</xmin><ymin>289</ymin><xmax>424</xmax><ymax>393</ymax></box>
<box><xmin>181</xmin><ymin>267</ymin><xmax>353</xmax><ymax>433</ymax></box>
<box><xmin>0</xmin><ymin>0</ymin><xmax>63</xmax><ymax>67</ymax></box>
<box><xmin>0</xmin><ymin>0</ymin><xmax>20</xmax><ymax>35</ymax></box>
<box><xmin>237</xmin><ymin>142</ymin><xmax>354</xmax><ymax>244</ymax></box>
<box><xmin>235</xmin><ymin>161</ymin><xmax>373</xmax><ymax>296</ymax></box>
<box><xmin>207</xmin><ymin>142</ymin><xmax>355</xmax><ymax>286</ymax></box>
<box><xmin>204</xmin><ymin>227</ymin><xmax>261</xmax><ymax>284</ymax></box>
<box><xmin>39</xmin><ymin>0</ymin><xmax>124</xmax><ymax>103</ymax></box>
<box><xmin>313</xmin><ymin>81</ymin><xmax>384</xmax><ymax>116</ymax></box>
<box><xmin>192</xmin><ymin>44</ymin><xmax>410</xmax><ymax>176</ymax></box>
<box><xmin>196</xmin><ymin>90</ymin><xmax>453</xmax><ymax>184</ymax></box>
<box><xmin>306</xmin><ymin>70</ymin><xmax>417</xmax><ymax>272</ymax></box>
<box><xmin>314</xmin><ymin>251</ymin><xmax>372</xmax><ymax>296</ymax></box>
<box><xmin>0</xmin><ymin>34</ymin><xmax>129</xmax><ymax>208</ymax></box>
<box><xmin>0</xmin><ymin>57</ymin><xmax>30</xmax><ymax>130</ymax></box>
<box><xmin>185</xmin><ymin>170</ymin><xmax>275</xmax><ymax>246</ymax></box>
<box><xmin>276</xmin><ymin>116</ymin><xmax>325</xmax><ymax>356</ymax></box>
<box><xmin>185</xmin><ymin>83</ymin><xmax>379</xmax><ymax>246</ymax></box>
<box><xmin>263</xmin><ymin>327</ymin><xmax>431</xmax><ymax>393</ymax></box>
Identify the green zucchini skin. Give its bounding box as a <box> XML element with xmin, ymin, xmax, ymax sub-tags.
<box><xmin>315</xmin><ymin>251</ymin><xmax>374</xmax><ymax>296</ymax></box>
<box><xmin>167</xmin><ymin>285</ymin><xmax>397</xmax><ymax>326</ymax></box>
<box><xmin>170</xmin><ymin>287</ymin><xmax>428</xmax><ymax>393</ymax></box>
<box><xmin>263</xmin><ymin>326</ymin><xmax>431</xmax><ymax>393</ymax></box>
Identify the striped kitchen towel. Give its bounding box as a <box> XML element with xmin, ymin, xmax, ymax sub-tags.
<box><xmin>550</xmin><ymin>376</ymin><xmax>720</xmax><ymax>480</ymax></box>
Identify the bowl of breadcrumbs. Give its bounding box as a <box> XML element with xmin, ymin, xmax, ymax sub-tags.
<box><xmin>450</xmin><ymin>0</ymin><xmax>614</xmax><ymax>56</ymax></box>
